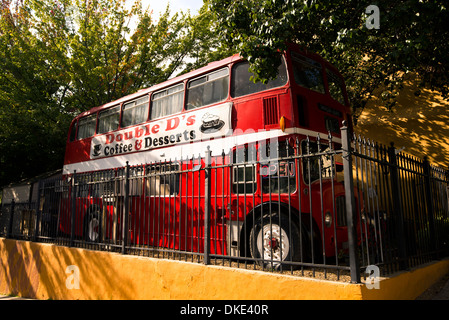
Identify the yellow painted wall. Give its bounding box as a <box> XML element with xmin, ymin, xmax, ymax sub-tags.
<box><xmin>355</xmin><ymin>73</ymin><xmax>449</xmax><ymax>168</ymax></box>
<box><xmin>360</xmin><ymin>260</ymin><xmax>449</xmax><ymax>300</ymax></box>
<box><xmin>1</xmin><ymin>238</ymin><xmax>448</xmax><ymax>300</ymax></box>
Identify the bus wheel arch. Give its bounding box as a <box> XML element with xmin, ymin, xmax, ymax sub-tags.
<box><xmin>241</xmin><ymin>202</ymin><xmax>322</xmax><ymax>266</ymax></box>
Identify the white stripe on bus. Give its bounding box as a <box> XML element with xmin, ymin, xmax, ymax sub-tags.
<box><xmin>62</xmin><ymin>127</ymin><xmax>340</xmax><ymax>174</ymax></box>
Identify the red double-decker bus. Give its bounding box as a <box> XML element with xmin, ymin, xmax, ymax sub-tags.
<box><xmin>61</xmin><ymin>43</ymin><xmax>354</xmax><ymax>267</ymax></box>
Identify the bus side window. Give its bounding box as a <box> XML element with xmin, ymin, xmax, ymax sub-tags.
<box><xmin>232</xmin><ymin>144</ymin><xmax>257</xmax><ymax>194</ymax></box>
<box><xmin>186</xmin><ymin>68</ymin><xmax>229</xmax><ymax>110</ymax></box>
<box><xmin>260</xmin><ymin>140</ymin><xmax>296</xmax><ymax>194</ymax></box>
<box><xmin>145</xmin><ymin>163</ymin><xmax>180</xmax><ymax>196</ymax></box>
<box><xmin>301</xmin><ymin>140</ymin><xmax>334</xmax><ymax>183</ymax></box>
<box><xmin>98</xmin><ymin>105</ymin><xmax>120</xmax><ymax>134</ymax></box>
<box><xmin>317</xmin><ymin>103</ymin><xmax>342</xmax><ymax>134</ymax></box>
<box><xmin>77</xmin><ymin>115</ymin><xmax>96</xmax><ymax>140</ymax></box>
<box><xmin>121</xmin><ymin>95</ymin><xmax>149</xmax><ymax>128</ymax></box>
<box><xmin>151</xmin><ymin>83</ymin><xmax>184</xmax><ymax>120</ymax></box>
<box><xmin>325</xmin><ymin>116</ymin><xmax>339</xmax><ymax>134</ymax></box>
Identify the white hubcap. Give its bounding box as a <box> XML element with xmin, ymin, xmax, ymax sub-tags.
<box><xmin>88</xmin><ymin>217</ymin><xmax>99</xmax><ymax>241</ymax></box>
<box><xmin>257</xmin><ymin>224</ymin><xmax>289</xmax><ymax>261</ymax></box>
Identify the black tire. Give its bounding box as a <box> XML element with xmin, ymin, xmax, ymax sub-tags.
<box><xmin>84</xmin><ymin>207</ymin><xmax>101</xmax><ymax>242</ymax></box>
<box><xmin>249</xmin><ymin>213</ymin><xmax>308</xmax><ymax>269</ymax></box>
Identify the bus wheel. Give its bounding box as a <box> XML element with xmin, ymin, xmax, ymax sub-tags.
<box><xmin>84</xmin><ymin>208</ymin><xmax>100</xmax><ymax>242</ymax></box>
<box><xmin>249</xmin><ymin>214</ymin><xmax>302</xmax><ymax>269</ymax></box>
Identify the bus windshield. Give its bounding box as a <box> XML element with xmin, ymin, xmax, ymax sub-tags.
<box><xmin>231</xmin><ymin>59</ymin><xmax>288</xmax><ymax>98</ymax></box>
<box><xmin>291</xmin><ymin>51</ymin><xmax>325</xmax><ymax>94</ymax></box>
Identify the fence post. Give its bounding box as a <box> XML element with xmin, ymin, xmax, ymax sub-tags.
<box><xmin>7</xmin><ymin>198</ymin><xmax>15</xmax><ymax>239</ymax></box>
<box><xmin>423</xmin><ymin>156</ymin><xmax>437</xmax><ymax>259</ymax></box>
<box><xmin>70</xmin><ymin>171</ymin><xmax>77</xmax><ymax>247</ymax></box>
<box><xmin>341</xmin><ymin>122</ymin><xmax>361</xmax><ymax>284</ymax></box>
<box><xmin>122</xmin><ymin>162</ymin><xmax>130</xmax><ymax>254</ymax></box>
<box><xmin>388</xmin><ymin>143</ymin><xmax>408</xmax><ymax>270</ymax></box>
<box><xmin>204</xmin><ymin>147</ymin><xmax>212</xmax><ymax>265</ymax></box>
<box><xmin>33</xmin><ymin>180</ymin><xmax>43</xmax><ymax>242</ymax></box>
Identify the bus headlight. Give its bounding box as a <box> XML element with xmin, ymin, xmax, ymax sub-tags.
<box><xmin>325</xmin><ymin>211</ymin><xmax>332</xmax><ymax>227</ymax></box>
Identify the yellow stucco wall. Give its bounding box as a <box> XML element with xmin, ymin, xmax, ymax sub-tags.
<box><xmin>360</xmin><ymin>260</ymin><xmax>449</xmax><ymax>300</ymax></box>
<box><xmin>1</xmin><ymin>238</ymin><xmax>448</xmax><ymax>300</ymax></box>
<box><xmin>355</xmin><ymin>73</ymin><xmax>449</xmax><ymax>169</ymax></box>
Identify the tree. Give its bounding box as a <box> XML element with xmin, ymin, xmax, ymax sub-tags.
<box><xmin>209</xmin><ymin>0</ymin><xmax>449</xmax><ymax>120</ymax></box>
<box><xmin>179</xmin><ymin>2</ymin><xmax>236</xmax><ymax>74</ymax></box>
<box><xmin>0</xmin><ymin>0</ymin><xmax>208</xmax><ymax>186</ymax></box>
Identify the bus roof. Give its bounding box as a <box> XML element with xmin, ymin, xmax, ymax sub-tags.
<box><xmin>75</xmin><ymin>53</ymin><xmax>242</xmax><ymax>119</ymax></box>
<box><xmin>73</xmin><ymin>43</ymin><xmax>343</xmax><ymax>120</ymax></box>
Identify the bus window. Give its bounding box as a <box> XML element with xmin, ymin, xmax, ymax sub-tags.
<box><xmin>151</xmin><ymin>83</ymin><xmax>184</xmax><ymax>120</ymax></box>
<box><xmin>317</xmin><ymin>103</ymin><xmax>342</xmax><ymax>133</ymax></box>
<box><xmin>121</xmin><ymin>95</ymin><xmax>149</xmax><ymax>127</ymax></box>
<box><xmin>232</xmin><ymin>144</ymin><xmax>257</xmax><ymax>194</ymax></box>
<box><xmin>231</xmin><ymin>60</ymin><xmax>287</xmax><ymax>98</ymax></box>
<box><xmin>326</xmin><ymin>68</ymin><xmax>346</xmax><ymax>105</ymax></box>
<box><xmin>291</xmin><ymin>52</ymin><xmax>325</xmax><ymax>94</ymax></box>
<box><xmin>69</xmin><ymin>120</ymin><xmax>77</xmax><ymax>142</ymax></box>
<box><xmin>301</xmin><ymin>140</ymin><xmax>334</xmax><ymax>183</ymax></box>
<box><xmin>77</xmin><ymin>114</ymin><xmax>96</xmax><ymax>140</ymax></box>
<box><xmin>145</xmin><ymin>163</ymin><xmax>180</xmax><ymax>196</ymax></box>
<box><xmin>260</xmin><ymin>140</ymin><xmax>296</xmax><ymax>194</ymax></box>
<box><xmin>98</xmin><ymin>105</ymin><xmax>120</xmax><ymax>134</ymax></box>
<box><xmin>324</xmin><ymin>116</ymin><xmax>339</xmax><ymax>134</ymax></box>
<box><xmin>186</xmin><ymin>68</ymin><xmax>229</xmax><ymax>110</ymax></box>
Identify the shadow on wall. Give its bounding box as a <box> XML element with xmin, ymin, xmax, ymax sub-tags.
<box><xmin>0</xmin><ymin>239</ymin><xmax>136</xmax><ymax>300</ymax></box>
<box><xmin>355</xmin><ymin>73</ymin><xmax>449</xmax><ymax>168</ymax></box>
<box><xmin>0</xmin><ymin>241</ymin><xmax>41</xmax><ymax>298</ymax></box>
<box><xmin>40</xmin><ymin>245</ymin><xmax>137</xmax><ymax>300</ymax></box>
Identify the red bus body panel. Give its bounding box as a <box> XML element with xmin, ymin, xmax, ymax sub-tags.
<box><xmin>60</xmin><ymin>43</ymin><xmax>355</xmax><ymax>259</ymax></box>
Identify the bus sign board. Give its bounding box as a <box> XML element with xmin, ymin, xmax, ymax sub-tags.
<box><xmin>90</xmin><ymin>102</ymin><xmax>232</xmax><ymax>160</ymax></box>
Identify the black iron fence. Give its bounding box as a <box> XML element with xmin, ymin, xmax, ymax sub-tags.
<box><xmin>350</xmin><ymin>134</ymin><xmax>449</xmax><ymax>275</ymax></box>
<box><xmin>1</xmin><ymin>124</ymin><xmax>448</xmax><ymax>284</ymax></box>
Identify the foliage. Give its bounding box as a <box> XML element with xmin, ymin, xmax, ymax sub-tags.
<box><xmin>0</xmin><ymin>0</ymin><xmax>219</xmax><ymax>186</ymax></box>
<box><xmin>209</xmin><ymin>0</ymin><xmax>449</xmax><ymax>118</ymax></box>
<box><xmin>9</xmin><ymin>0</ymin><xmax>446</xmax><ymax>187</ymax></box>
<box><xmin>179</xmin><ymin>2</ymin><xmax>236</xmax><ymax>74</ymax></box>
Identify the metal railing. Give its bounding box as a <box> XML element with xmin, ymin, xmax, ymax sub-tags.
<box><xmin>1</xmin><ymin>124</ymin><xmax>448</xmax><ymax>283</ymax></box>
<box><xmin>349</xmin><ymin>134</ymin><xmax>449</xmax><ymax>276</ymax></box>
